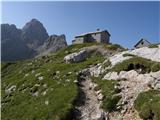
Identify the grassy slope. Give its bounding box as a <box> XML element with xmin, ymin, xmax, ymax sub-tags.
<box><xmin>134</xmin><ymin>90</ymin><xmax>160</xmax><ymax>120</ymax></box>
<box><xmin>1</xmin><ymin>43</ymin><xmax>105</xmax><ymax>120</ymax></box>
<box><xmin>92</xmin><ymin>77</ymin><xmax>120</xmax><ymax>112</ymax></box>
<box><xmin>109</xmin><ymin>55</ymin><xmax>160</xmax><ymax>118</ymax></box>
<box><xmin>2</xmin><ymin>43</ymin><xmax>160</xmax><ymax>120</ymax></box>
<box><xmin>111</xmin><ymin>56</ymin><xmax>160</xmax><ymax>73</ymax></box>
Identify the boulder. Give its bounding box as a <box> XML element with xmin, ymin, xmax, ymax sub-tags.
<box><xmin>109</xmin><ymin>52</ymin><xmax>132</xmax><ymax>66</ymax></box>
<box><xmin>91</xmin><ymin>110</ymin><xmax>105</xmax><ymax>120</ymax></box>
<box><xmin>64</xmin><ymin>50</ymin><xmax>88</xmax><ymax>63</ymax></box>
<box><xmin>5</xmin><ymin>85</ymin><xmax>16</xmax><ymax>94</ymax></box>
<box><xmin>103</xmin><ymin>72</ymin><xmax>119</xmax><ymax>80</ymax></box>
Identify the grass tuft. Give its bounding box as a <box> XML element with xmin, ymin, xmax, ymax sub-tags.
<box><xmin>134</xmin><ymin>90</ymin><xmax>160</xmax><ymax>120</ymax></box>
<box><xmin>148</xmin><ymin>44</ymin><xmax>159</xmax><ymax>48</ymax></box>
<box><xmin>92</xmin><ymin>77</ymin><xmax>121</xmax><ymax>112</ymax></box>
<box><xmin>111</xmin><ymin>56</ymin><xmax>160</xmax><ymax>74</ymax></box>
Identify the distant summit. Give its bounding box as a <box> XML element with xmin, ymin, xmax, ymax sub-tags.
<box><xmin>22</xmin><ymin>18</ymin><xmax>49</xmax><ymax>49</ymax></box>
<box><xmin>1</xmin><ymin>19</ymin><xmax>67</xmax><ymax>61</ymax></box>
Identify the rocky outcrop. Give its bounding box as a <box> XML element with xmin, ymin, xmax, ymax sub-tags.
<box><xmin>86</xmin><ymin>46</ymin><xmax>160</xmax><ymax>120</ymax></box>
<box><xmin>1</xmin><ymin>24</ymin><xmax>35</xmax><ymax>61</ymax></box>
<box><xmin>64</xmin><ymin>50</ymin><xmax>88</xmax><ymax>63</ymax></box>
<box><xmin>103</xmin><ymin>70</ymin><xmax>160</xmax><ymax>119</ymax></box>
<box><xmin>109</xmin><ymin>46</ymin><xmax>160</xmax><ymax>66</ymax></box>
<box><xmin>37</xmin><ymin>34</ymin><xmax>67</xmax><ymax>56</ymax></box>
<box><xmin>1</xmin><ymin>19</ymin><xmax>67</xmax><ymax>61</ymax></box>
<box><xmin>130</xmin><ymin>46</ymin><xmax>160</xmax><ymax>62</ymax></box>
<box><xmin>21</xmin><ymin>19</ymin><xmax>49</xmax><ymax>49</ymax></box>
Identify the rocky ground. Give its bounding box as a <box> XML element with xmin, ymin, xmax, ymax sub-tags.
<box><xmin>69</xmin><ymin>45</ymin><xmax>160</xmax><ymax>120</ymax></box>
<box><xmin>74</xmin><ymin>77</ymin><xmax>105</xmax><ymax>120</ymax></box>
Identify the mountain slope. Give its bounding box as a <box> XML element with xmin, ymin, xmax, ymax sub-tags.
<box><xmin>1</xmin><ymin>19</ymin><xmax>67</xmax><ymax>61</ymax></box>
<box><xmin>1</xmin><ymin>43</ymin><xmax>105</xmax><ymax>120</ymax></box>
<box><xmin>2</xmin><ymin>43</ymin><xmax>160</xmax><ymax>120</ymax></box>
<box><xmin>1</xmin><ymin>24</ymin><xmax>35</xmax><ymax>61</ymax></box>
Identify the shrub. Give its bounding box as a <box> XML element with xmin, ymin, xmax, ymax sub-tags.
<box><xmin>111</xmin><ymin>56</ymin><xmax>160</xmax><ymax>73</ymax></box>
<box><xmin>123</xmin><ymin>53</ymin><xmax>136</xmax><ymax>57</ymax></box>
<box><xmin>102</xmin><ymin>95</ymin><xmax>121</xmax><ymax>112</ymax></box>
<box><xmin>134</xmin><ymin>90</ymin><xmax>160</xmax><ymax>120</ymax></box>
<box><xmin>104</xmin><ymin>44</ymin><xmax>124</xmax><ymax>51</ymax></box>
<box><xmin>92</xmin><ymin>77</ymin><xmax>121</xmax><ymax>112</ymax></box>
<box><xmin>148</xmin><ymin>44</ymin><xmax>159</xmax><ymax>48</ymax></box>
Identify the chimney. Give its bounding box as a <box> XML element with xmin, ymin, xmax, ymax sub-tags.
<box><xmin>97</xmin><ymin>28</ymin><xmax>100</xmax><ymax>31</ymax></box>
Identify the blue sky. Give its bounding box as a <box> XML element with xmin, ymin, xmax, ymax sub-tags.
<box><xmin>2</xmin><ymin>1</ymin><xmax>160</xmax><ymax>48</ymax></box>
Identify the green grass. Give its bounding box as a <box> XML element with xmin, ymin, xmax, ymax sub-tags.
<box><xmin>55</xmin><ymin>42</ymin><xmax>100</xmax><ymax>59</ymax></box>
<box><xmin>104</xmin><ymin>44</ymin><xmax>124</xmax><ymax>51</ymax></box>
<box><xmin>1</xmin><ymin>43</ymin><xmax>105</xmax><ymax>120</ymax></box>
<box><xmin>122</xmin><ymin>53</ymin><xmax>136</xmax><ymax>57</ymax></box>
<box><xmin>148</xmin><ymin>44</ymin><xmax>159</xmax><ymax>48</ymax></box>
<box><xmin>111</xmin><ymin>56</ymin><xmax>160</xmax><ymax>73</ymax></box>
<box><xmin>134</xmin><ymin>90</ymin><xmax>160</xmax><ymax>120</ymax></box>
<box><xmin>92</xmin><ymin>77</ymin><xmax>121</xmax><ymax>112</ymax></box>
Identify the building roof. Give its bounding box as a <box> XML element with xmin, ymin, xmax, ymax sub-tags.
<box><xmin>134</xmin><ymin>38</ymin><xmax>151</xmax><ymax>47</ymax></box>
<box><xmin>75</xmin><ymin>30</ymin><xmax>111</xmax><ymax>38</ymax></box>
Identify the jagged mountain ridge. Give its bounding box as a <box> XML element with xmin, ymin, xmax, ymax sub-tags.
<box><xmin>1</xmin><ymin>24</ymin><xmax>35</xmax><ymax>61</ymax></box>
<box><xmin>1</xmin><ymin>19</ymin><xmax>67</xmax><ymax>61</ymax></box>
<box><xmin>37</xmin><ymin>34</ymin><xmax>67</xmax><ymax>57</ymax></box>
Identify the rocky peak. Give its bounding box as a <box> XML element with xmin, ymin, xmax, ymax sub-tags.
<box><xmin>1</xmin><ymin>24</ymin><xmax>22</xmax><ymax>41</ymax></box>
<box><xmin>37</xmin><ymin>34</ymin><xmax>67</xmax><ymax>56</ymax></box>
<box><xmin>45</xmin><ymin>34</ymin><xmax>67</xmax><ymax>49</ymax></box>
<box><xmin>21</xmin><ymin>18</ymin><xmax>49</xmax><ymax>49</ymax></box>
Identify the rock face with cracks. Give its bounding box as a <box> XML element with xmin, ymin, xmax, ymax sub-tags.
<box><xmin>64</xmin><ymin>50</ymin><xmax>88</xmax><ymax>63</ymax></box>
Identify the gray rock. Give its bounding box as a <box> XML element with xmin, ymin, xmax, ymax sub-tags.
<box><xmin>1</xmin><ymin>24</ymin><xmax>34</xmax><ymax>61</ymax></box>
<box><xmin>37</xmin><ymin>34</ymin><xmax>67</xmax><ymax>56</ymax></box>
<box><xmin>5</xmin><ymin>85</ymin><xmax>16</xmax><ymax>94</ymax></box>
<box><xmin>22</xmin><ymin>19</ymin><xmax>49</xmax><ymax>49</ymax></box>
<box><xmin>64</xmin><ymin>50</ymin><xmax>88</xmax><ymax>63</ymax></box>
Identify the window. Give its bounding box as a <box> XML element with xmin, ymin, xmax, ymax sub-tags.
<box><xmin>141</xmin><ymin>42</ymin><xmax>144</xmax><ymax>45</ymax></box>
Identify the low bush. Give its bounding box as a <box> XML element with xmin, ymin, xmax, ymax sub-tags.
<box><xmin>104</xmin><ymin>44</ymin><xmax>124</xmax><ymax>51</ymax></box>
<box><xmin>134</xmin><ymin>90</ymin><xmax>160</xmax><ymax>120</ymax></box>
<box><xmin>122</xmin><ymin>53</ymin><xmax>136</xmax><ymax>57</ymax></box>
<box><xmin>148</xmin><ymin>44</ymin><xmax>159</xmax><ymax>48</ymax></box>
<box><xmin>102</xmin><ymin>95</ymin><xmax>121</xmax><ymax>112</ymax></box>
<box><xmin>92</xmin><ymin>77</ymin><xmax>121</xmax><ymax>112</ymax></box>
<box><xmin>111</xmin><ymin>56</ymin><xmax>160</xmax><ymax>73</ymax></box>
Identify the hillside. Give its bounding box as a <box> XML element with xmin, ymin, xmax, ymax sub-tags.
<box><xmin>1</xmin><ymin>43</ymin><xmax>160</xmax><ymax>120</ymax></box>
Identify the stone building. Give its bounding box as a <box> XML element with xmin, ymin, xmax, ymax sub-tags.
<box><xmin>72</xmin><ymin>29</ymin><xmax>110</xmax><ymax>44</ymax></box>
<box><xmin>134</xmin><ymin>38</ymin><xmax>151</xmax><ymax>48</ymax></box>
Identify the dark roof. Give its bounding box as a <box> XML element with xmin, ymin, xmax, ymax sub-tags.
<box><xmin>75</xmin><ymin>30</ymin><xmax>111</xmax><ymax>38</ymax></box>
<box><xmin>134</xmin><ymin>38</ymin><xmax>151</xmax><ymax>47</ymax></box>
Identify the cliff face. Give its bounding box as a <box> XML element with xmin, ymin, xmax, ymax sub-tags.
<box><xmin>37</xmin><ymin>34</ymin><xmax>67</xmax><ymax>56</ymax></box>
<box><xmin>1</xmin><ymin>19</ymin><xmax>67</xmax><ymax>61</ymax></box>
<box><xmin>1</xmin><ymin>24</ymin><xmax>35</xmax><ymax>61</ymax></box>
<box><xmin>21</xmin><ymin>19</ymin><xmax>49</xmax><ymax>49</ymax></box>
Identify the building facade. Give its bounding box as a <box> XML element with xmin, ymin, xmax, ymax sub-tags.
<box><xmin>134</xmin><ymin>38</ymin><xmax>151</xmax><ymax>48</ymax></box>
<box><xmin>72</xmin><ymin>29</ymin><xmax>110</xmax><ymax>44</ymax></box>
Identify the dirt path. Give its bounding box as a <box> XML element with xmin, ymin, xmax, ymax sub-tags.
<box><xmin>74</xmin><ymin>74</ymin><xmax>105</xmax><ymax>120</ymax></box>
